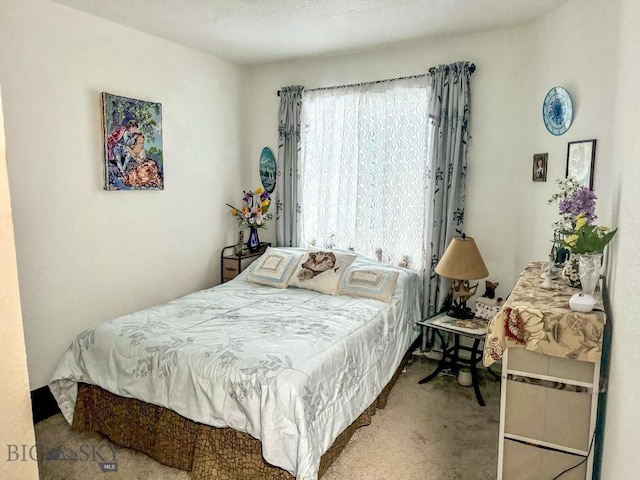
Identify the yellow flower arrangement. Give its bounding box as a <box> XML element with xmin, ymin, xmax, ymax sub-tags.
<box><xmin>557</xmin><ymin>213</ymin><xmax>617</xmax><ymax>254</ymax></box>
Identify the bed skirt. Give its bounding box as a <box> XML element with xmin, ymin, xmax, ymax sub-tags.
<box><xmin>71</xmin><ymin>355</ymin><xmax>409</xmax><ymax>480</ymax></box>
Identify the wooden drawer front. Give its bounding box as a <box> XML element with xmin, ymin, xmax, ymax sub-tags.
<box><xmin>505</xmin><ymin>380</ymin><xmax>591</xmax><ymax>451</ymax></box>
<box><xmin>508</xmin><ymin>349</ymin><xmax>594</xmax><ymax>384</ymax></box>
<box><xmin>222</xmin><ymin>255</ymin><xmax>263</xmax><ymax>283</ymax></box>
<box><xmin>222</xmin><ymin>258</ymin><xmax>240</xmax><ymax>282</ymax></box>
<box><xmin>240</xmin><ymin>256</ymin><xmax>260</xmax><ymax>271</ymax></box>
<box><xmin>503</xmin><ymin>439</ymin><xmax>586</xmax><ymax>480</ymax></box>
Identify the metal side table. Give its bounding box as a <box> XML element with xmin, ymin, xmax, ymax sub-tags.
<box><xmin>416</xmin><ymin>312</ymin><xmax>490</xmax><ymax>406</ymax></box>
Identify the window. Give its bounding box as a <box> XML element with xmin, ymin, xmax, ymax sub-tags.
<box><xmin>299</xmin><ymin>77</ymin><xmax>430</xmax><ymax>271</ymax></box>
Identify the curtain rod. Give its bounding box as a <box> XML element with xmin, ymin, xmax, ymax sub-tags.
<box><xmin>276</xmin><ymin>74</ymin><xmax>424</xmax><ymax>97</ymax></box>
<box><xmin>276</xmin><ymin>63</ymin><xmax>475</xmax><ymax>96</ymax></box>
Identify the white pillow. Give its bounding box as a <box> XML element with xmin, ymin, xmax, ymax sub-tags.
<box><xmin>246</xmin><ymin>248</ymin><xmax>302</xmax><ymax>288</ymax></box>
<box><xmin>337</xmin><ymin>267</ymin><xmax>400</xmax><ymax>303</ymax></box>
<box><xmin>289</xmin><ymin>248</ymin><xmax>356</xmax><ymax>295</ymax></box>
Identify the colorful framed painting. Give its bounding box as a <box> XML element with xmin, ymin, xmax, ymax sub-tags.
<box><xmin>566</xmin><ymin>139</ymin><xmax>596</xmax><ymax>189</ymax></box>
<box><xmin>102</xmin><ymin>93</ymin><xmax>164</xmax><ymax>190</ymax></box>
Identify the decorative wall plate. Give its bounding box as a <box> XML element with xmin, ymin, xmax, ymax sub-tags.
<box><xmin>542</xmin><ymin>86</ymin><xmax>573</xmax><ymax>136</ymax></box>
<box><xmin>259</xmin><ymin>147</ymin><xmax>276</xmax><ymax>193</ymax></box>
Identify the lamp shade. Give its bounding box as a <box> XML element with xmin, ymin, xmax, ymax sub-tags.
<box><xmin>435</xmin><ymin>235</ymin><xmax>489</xmax><ymax>280</ymax></box>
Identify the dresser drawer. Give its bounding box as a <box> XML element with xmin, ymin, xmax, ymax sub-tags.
<box><xmin>507</xmin><ymin>348</ymin><xmax>595</xmax><ymax>384</ymax></box>
<box><xmin>503</xmin><ymin>439</ymin><xmax>587</xmax><ymax>480</ymax></box>
<box><xmin>220</xmin><ymin>245</ymin><xmax>269</xmax><ymax>283</ymax></box>
<box><xmin>504</xmin><ymin>379</ymin><xmax>592</xmax><ymax>451</ymax></box>
<box><xmin>221</xmin><ymin>259</ymin><xmax>240</xmax><ymax>283</ymax></box>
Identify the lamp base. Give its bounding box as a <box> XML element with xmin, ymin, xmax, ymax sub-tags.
<box><xmin>446</xmin><ymin>304</ymin><xmax>475</xmax><ymax>320</ymax></box>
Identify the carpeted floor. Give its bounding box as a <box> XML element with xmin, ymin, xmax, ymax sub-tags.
<box><xmin>35</xmin><ymin>356</ymin><xmax>500</xmax><ymax>480</ymax></box>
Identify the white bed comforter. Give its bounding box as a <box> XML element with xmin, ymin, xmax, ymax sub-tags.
<box><xmin>49</xmin><ymin>255</ymin><xmax>421</xmax><ymax>480</ymax></box>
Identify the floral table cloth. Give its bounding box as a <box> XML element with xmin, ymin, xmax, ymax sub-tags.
<box><xmin>483</xmin><ymin>262</ymin><xmax>606</xmax><ymax>367</ymax></box>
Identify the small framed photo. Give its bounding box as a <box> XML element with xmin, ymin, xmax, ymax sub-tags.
<box><xmin>532</xmin><ymin>153</ymin><xmax>548</xmax><ymax>182</ymax></box>
<box><xmin>566</xmin><ymin>139</ymin><xmax>596</xmax><ymax>189</ymax></box>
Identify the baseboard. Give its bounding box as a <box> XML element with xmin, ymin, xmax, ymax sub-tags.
<box><xmin>31</xmin><ymin>385</ymin><xmax>60</xmax><ymax>423</ymax></box>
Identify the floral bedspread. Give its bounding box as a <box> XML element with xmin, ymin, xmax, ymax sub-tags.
<box><xmin>49</xmin><ymin>255</ymin><xmax>421</xmax><ymax>480</ymax></box>
<box><xmin>483</xmin><ymin>262</ymin><xmax>606</xmax><ymax>367</ymax></box>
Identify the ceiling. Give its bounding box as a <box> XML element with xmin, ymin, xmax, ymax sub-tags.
<box><xmin>51</xmin><ymin>0</ymin><xmax>566</xmax><ymax>66</ymax></box>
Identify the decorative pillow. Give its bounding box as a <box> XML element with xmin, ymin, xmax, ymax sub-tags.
<box><xmin>246</xmin><ymin>248</ymin><xmax>302</xmax><ymax>288</ymax></box>
<box><xmin>289</xmin><ymin>248</ymin><xmax>356</xmax><ymax>295</ymax></box>
<box><xmin>337</xmin><ymin>267</ymin><xmax>399</xmax><ymax>303</ymax></box>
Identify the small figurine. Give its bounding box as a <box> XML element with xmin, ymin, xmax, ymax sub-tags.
<box><xmin>482</xmin><ymin>280</ymin><xmax>499</xmax><ymax>299</ymax></box>
<box><xmin>397</xmin><ymin>255</ymin><xmax>411</xmax><ymax>268</ymax></box>
<box><xmin>540</xmin><ymin>272</ymin><xmax>554</xmax><ymax>289</ymax></box>
<box><xmin>453</xmin><ymin>280</ymin><xmax>478</xmax><ymax>303</ymax></box>
<box><xmin>234</xmin><ymin>231</ymin><xmax>247</xmax><ymax>255</ymax></box>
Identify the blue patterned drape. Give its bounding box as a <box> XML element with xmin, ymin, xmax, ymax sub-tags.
<box><xmin>275</xmin><ymin>86</ymin><xmax>304</xmax><ymax>247</ymax></box>
<box><xmin>424</xmin><ymin>61</ymin><xmax>475</xmax><ymax>316</ymax></box>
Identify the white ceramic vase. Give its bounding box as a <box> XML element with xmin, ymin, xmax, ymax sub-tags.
<box><xmin>577</xmin><ymin>253</ymin><xmax>602</xmax><ymax>296</ymax></box>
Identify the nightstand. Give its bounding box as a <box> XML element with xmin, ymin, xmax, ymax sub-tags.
<box><xmin>416</xmin><ymin>313</ymin><xmax>490</xmax><ymax>406</ymax></box>
<box><xmin>220</xmin><ymin>242</ymin><xmax>271</xmax><ymax>283</ymax></box>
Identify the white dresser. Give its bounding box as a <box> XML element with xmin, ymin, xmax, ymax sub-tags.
<box><xmin>482</xmin><ymin>262</ymin><xmax>607</xmax><ymax>480</ymax></box>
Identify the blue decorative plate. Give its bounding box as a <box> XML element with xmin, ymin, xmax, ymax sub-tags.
<box><xmin>542</xmin><ymin>86</ymin><xmax>573</xmax><ymax>136</ymax></box>
<box><xmin>259</xmin><ymin>147</ymin><xmax>276</xmax><ymax>193</ymax></box>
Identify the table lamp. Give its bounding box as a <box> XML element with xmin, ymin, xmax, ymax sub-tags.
<box><xmin>435</xmin><ymin>234</ymin><xmax>489</xmax><ymax>319</ymax></box>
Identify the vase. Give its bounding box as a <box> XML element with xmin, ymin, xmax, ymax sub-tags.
<box><xmin>561</xmin><ymin>254</ymin><xmax>581</xmax><ymax>288</ymax></box>
<box><xmin>578</xmin><ymin>253</ymin><xmax>603</xmax><ymax>295</ymax></box>
<box><xmin>247</xmin><ymin>226</ymin><xmax>260</xmax><ymax>253</ymax></box>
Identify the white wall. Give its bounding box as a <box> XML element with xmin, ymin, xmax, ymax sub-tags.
<box><xmin>601</xmin><ymin>0</ymin><xmax>640</xmax><ymax>476</ymax></box>
<box><xmin>516</xmin><ymin>0</ymin><xmax>619</xmax><ymax>272</ymax></box>
<box><xmin>0</xmin><ymin>87</ymin><xmax>39</xmax><ymax>479</ymax></box>
<box><xmin>245</xmin><ymin>25</ymin><xmax>537</xmax><ymax>299</ymax></box>
<box><xmin>0</xmin><ymin>0</ymin><xmax>246</xmax><ymax>389</ymax></box>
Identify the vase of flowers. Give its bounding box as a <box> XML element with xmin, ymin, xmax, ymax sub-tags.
<box><xmin>553</xmin><ymin>187</ymin><xmax>617</xmax><ymax>293</ymax></box>
<box><xmin>558</xmin><ymin>213</ymin><xmax>617</xmax><ymax>293</ymax></box>
<box><xmin>578</xmin><ymin>252</ymin><xmax>603</xmax><ymax>296</ymax></box>
<box><xmin>227</xmin><ymin>187</ymin><xmax>272</xmax><ymax>253</ymax></box>
<box><xmin>247</xmin><ymin>226</ymin><xmax>260</xmax><ymax>252</ymax></box>
<box><xmin>548</xmin><ymin>178</ymin><xmax>580</xmax><ymax>268</ymax></box>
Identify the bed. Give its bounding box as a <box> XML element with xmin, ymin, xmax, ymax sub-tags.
<box><xmin>49</xmin><ymin>250</ymin><xmax>422</xmax><ymax>480</ymax></box>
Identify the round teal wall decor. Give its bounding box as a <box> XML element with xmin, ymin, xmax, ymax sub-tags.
<box><xmin>542</xmin><ymin>86</ymin><xmax>573</xmax><ymax>136</ymax></box>
<box><xmin>259</xmin><ymin>147</ymin><xmax>276</xmax><ymax>193</ymax></box>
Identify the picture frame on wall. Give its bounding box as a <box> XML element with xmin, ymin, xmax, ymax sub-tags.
<box><xmin>566</xmin><ymin>139</ymin><xmax>596</xmax><ymax>189</ymax></box>
<box><xmin>532</xmin><ymin>153</ymin><xmax>548</xmax><ymax>182</ymax></box>
<box><xmin>102</xmin><ymin>92</ymin><xmax>164</xmax><ymax>191</ymax></box>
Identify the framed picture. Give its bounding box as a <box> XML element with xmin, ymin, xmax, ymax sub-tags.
<box><xmin>532</xmin><ymin>153</ymin><xmax>548</xmax><ymax>182</ymax></box>
<box><xmin>566</xmin><ymin>139</ymin><xmax>596</xmax><ymax>189</ymax></box>
<box><xmin>102</xmin><ymin>92</ymin><xmax>164</xmax><ymax>190</ymax></box>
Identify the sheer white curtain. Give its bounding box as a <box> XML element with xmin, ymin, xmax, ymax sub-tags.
<box><xmin>299</xmin><ymin>77</ymin><xmax>430</xmax><ymax>272</ymax></box>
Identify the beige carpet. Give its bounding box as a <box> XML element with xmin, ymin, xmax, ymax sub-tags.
<box><xmin>35</xmin><ymin>357</ymin><xmax>500</xmax><ymax>480</ymax></box>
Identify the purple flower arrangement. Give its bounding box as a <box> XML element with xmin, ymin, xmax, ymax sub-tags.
<box><xmin>549</xmin><ymin>179</ymin><xmax>617</xmax><ymax>254</ymax></box>
<box><xmin>558</xmin><ymin>187</ymin><xmax>597</xmax><ymax>223</ymax></box>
